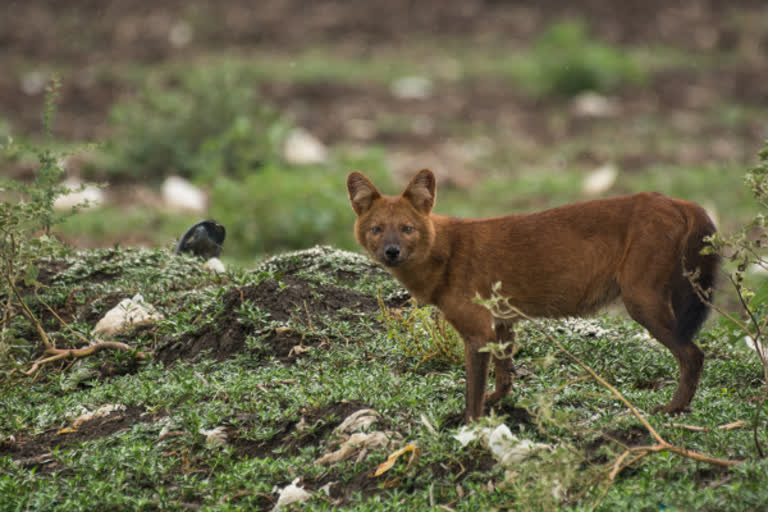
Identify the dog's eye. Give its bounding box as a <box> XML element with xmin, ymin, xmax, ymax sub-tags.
<box><xmin>371</xmin><ymin>226</ymin><xmax>382</xmax><ymax>234</ymax></box>
<box><xmin>402</xmin><ymin>225</ymin><xmax>414</xmax><ymax>234</ymax></box>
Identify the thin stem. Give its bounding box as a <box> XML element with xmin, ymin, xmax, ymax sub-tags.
<box><xmin>481</xmin><ymin>297</ymin><xmax>743</xmax><ymax>495</ymax></box>
<box><xmin>5</xmin><ymin>272</ymin><xmax>53</xmax><ymax>350</ymax></box>
<box><xmin>714</xmin><ymin>272</ymin><xmax>765</xmax><ymax>457</ymax></box>
<box><xmin>26</xmin><ymin>342</ymin><xmax>147</xmax><ymax>375</ymax></box>
<box><xmin>34</xmin><ymin>288</ymin><xmax>91</xmax><ymax>345</ymax></box>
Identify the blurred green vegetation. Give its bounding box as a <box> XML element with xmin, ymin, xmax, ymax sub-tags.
<box><xmin>3</xmin><ymin>10</ymin><xmax>768</xmax><ymax>508</ymax></box>
<box><xmin>514</xmin><ymin>19</ymin><xmax>646</xmax><ymax>97</ymax></box>
<box><xmin>98</xmin><ymin>69</ymin><xmax>288</xmax><ymax>183</ymax></box>
<box><xmin>209</xmin><ymin>152</ymin><xmax>392</xmax><ymax>260</ymax></box>
<box><xmin>0</xmin><ymin>17</ymin><xmax>760</xmax><ymax>270</ymax></box>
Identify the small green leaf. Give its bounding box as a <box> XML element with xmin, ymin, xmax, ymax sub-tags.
<box><xmin>750</xmin><ymin>280</ymin><xmax>768</xmax><ymax>308</ymax></box>
<box><xmin>24</xmin><ymin>264</ymin><xmax>40</xmax><ymax>287</ymax></box>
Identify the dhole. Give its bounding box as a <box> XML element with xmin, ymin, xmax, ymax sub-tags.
<box><xmin>347</xmin><ymin>169</ymin><xmax>718</xmax><ymax>422</ymax></box>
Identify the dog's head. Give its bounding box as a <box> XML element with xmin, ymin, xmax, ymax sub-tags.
<box><xmin>347</xmin><ymin>169</ymin><xmax>437</xmax><ymax>268</ymax></box>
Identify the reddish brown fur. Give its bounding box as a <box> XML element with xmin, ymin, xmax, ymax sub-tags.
<box><xmin>347</xmin><ymin>169</ymin><xmax>718</xmax><ymax>423</ymax></box>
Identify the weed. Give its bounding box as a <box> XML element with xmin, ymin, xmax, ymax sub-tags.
<box><xmin>0</xmin><ymin>77</ymin><xmax>97</xmax><ymax>378</ymax></box>
<box><xmin>519</xmin><ymin>19</ymin><xmax>645</xmax><ymax>97</ymax></box>
<box><xmin>102</xmin><ymin>68</ymin><xmax>288</xmax><ymax>183</ymax></box>
<box><xmin>210</xmin><ymin>155</ymin><xmax>391</xmax><ymax>259</ymax></box>
<box><xmin>379</xmin><ymin>295</ymin><xmax>463</xmax><ymax>368</ymax></box>
<box><xmin>699</xmin><ymin>140</ymin><xmax>768</xmax><ymax>457</ymax></box>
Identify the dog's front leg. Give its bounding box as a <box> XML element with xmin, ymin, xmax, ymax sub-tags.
<box><xmin>464</xmin><ymin>338</ymin><xmax>491</xmax><ymax>422</ymax></box>
<box><xmin>486</xmin><ymin>322</ymin><xmax>515</xmax><ymax>405</ymax></box>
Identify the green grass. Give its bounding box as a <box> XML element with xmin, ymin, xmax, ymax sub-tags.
<box><xmin>1</xmin><ymin>247</ymin><xmax>767</xmax><ymax>510</ymax></box>
<box><xmin>54</xmin><ymin>154</ymin><xmax>760</xmax><ymax>268</ymax></box>
<box><xmin>5</xmin><ymin>14</ymin><xmax>765</xmax><ymax>263</ymax></box>
<box><xmin>4</xmin><ymin>9</ymin><xmax>768</xmax><ymax>507</ymax></box>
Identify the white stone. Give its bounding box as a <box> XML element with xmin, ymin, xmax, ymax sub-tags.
<box><xmin>203</xmin><ymin>258</ymin><xmax>226</xmax><ymax>273</ymax></box>
<box><xmin>391</xmin><ymin>76</ymin><xmax>433</xmax><ymax>100</ymax></box>
<box><xmin>53</xmin><ymin>178</ymin><xmax>105</xmax><ymax>211</ymax></box>
<box><xmin>21</xmin><ymin>71</ymin><xmax>46</xmax><ymax>96</ymax></box>
<box><xmin>273</xmin><ymin>478</ymin><xmax>311</xmax><ymax>510</ymax></box>
<box><xmin>572</xmin><ymin>92</ymin><xmax>619</xmax><ymax>118</ymax></box>
<box><xmin>169</xmin><ymin>21</ymin><xmax>193</xmax><ymax>48</ymax></box>
<box><xmin>283</xmin><ymin>128</ymin><xmax>328</xmax><ymax>165</ymax></box>
<box><xmin>582</xmin><ymin>164</ymin><xmax>618</xmax><ymax>196</ymax></box>
<box><xmin>162</xmin><ymin>175</ymin><xmax>207</xmax><ymax>213</ymax></box>
<box><xmin>93</xmin><ymin>294</ymin><xmax>164</xmax><ymax>338</ymax></box>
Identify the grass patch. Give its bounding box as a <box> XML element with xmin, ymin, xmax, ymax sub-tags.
<box><xmin>1</xmin><ymin>246</ymin><xmax>767</xmax><ymax>510</ymax></box>
<box><xmin>98</xmin><ymin>67</ymin><xmax>288</xmax><ymax>183</ymax></box>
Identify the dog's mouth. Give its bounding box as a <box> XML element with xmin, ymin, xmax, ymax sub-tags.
<box><xmin>381</xmin><ymin>258</ymin><xmax>404</xmax><ymax>268</ymax></box>
<box><xmin>379</xmin><ymin>250</ymin><xmax>406</xmax><ymax>268</ymax></box>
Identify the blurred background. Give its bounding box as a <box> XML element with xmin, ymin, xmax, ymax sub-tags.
<box><xmin>1</xmin><ymin>0</ymin><xmax>767</xmax><ymax>266</ymax></box>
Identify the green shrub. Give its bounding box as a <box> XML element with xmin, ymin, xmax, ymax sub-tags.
<box><xmin>379</xmin><ymin>296</ymin><xmax>463</xmax><ymax>368</ymax></box>
<box><xmin>209</xmin><ymin>154</ymin><xmax>391</xmax><ymax>260</ymax></box>
<box><xmin>102</xmin><ymin>69</ymin><xmax>288</xmax><ymax>182</ymax></box>
<box><xmin>521</xmin><ymin>19</ymin><xmax>645</xmax><ymax>97</ymax></box>
<box><xmin>0</xmin><ymin>78</ymin><xmax>82</xmax><ymax>376</ymax></box>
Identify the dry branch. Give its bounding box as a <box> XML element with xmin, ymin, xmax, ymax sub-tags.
<box><xmin>26</xmin><ymin>342</ymin><xmax>147</xmax><ymax>375</ymax></box>
<box><xmin>7</xmin><ymin>267</ymin><xmax>148</xmax><ymax>376</ymax></box>
<box><xmin>664</xmin><ymin>420</ymin><xmax>747</xmax><ymax>433</ymax></box>
<box><xmin>479</xmin><ymin>293</ymin><xmax>743</xmax><ymax>504</ymax></box>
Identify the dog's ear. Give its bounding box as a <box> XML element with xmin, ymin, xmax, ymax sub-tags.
<box><xmin>347</xmin><ymin>172</ymin><xmax>381</xmax><ymax>215</ymax></box>
<box><xmin>403</xmin><ymin>169</ymin><xmax>436</xmax><ymax>214</ymax></box>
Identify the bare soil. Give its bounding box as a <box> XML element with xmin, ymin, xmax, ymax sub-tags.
<box><xmin>155</xmin><ymin>274</ymin><xmax>406</xmax><ymax>365</ymax></box>
<box><xmin>2</xmin><ymin>0</ymin><xmax>766</xmax><ymax>178</ymax></box>
<box><xmin>0</xmin><ymin>405</ymin><xmax>162</xmax><ymax>472</ymax></box>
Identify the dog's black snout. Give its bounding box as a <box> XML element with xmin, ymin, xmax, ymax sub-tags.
<box><xmin>384</xmin><ymin>245</ymin><xmax>401</xmax><ymax>260</ymax></box>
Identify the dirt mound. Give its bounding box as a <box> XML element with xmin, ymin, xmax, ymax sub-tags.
<box><xmin>0</xmin><ymin>405</ymin><xmax>158</xmax><ymax>471</ymax></box>
<box><xmin>3</xmin><ymin>1</ymin><xmax>762</xmax><ymax>64</ymax></box>
<box><xmin>303</xmin><ymin>438</ymin><xmax>497</xmax><ymax>504</ymax></box>
<box><xmin>231</xmin><ymin>400</ymin><xmax>374</xmax><ymax>459</ymax></box>
<box><xmin>156</xmin><ymin>275</ymin><xmax>398</xmax><ymax>365</ymax></box>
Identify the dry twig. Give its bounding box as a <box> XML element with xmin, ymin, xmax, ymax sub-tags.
<box><xmin>4</xmin><ymin>260</ymin><xmax>148</xmax><ymax>376</ymax></box>
<box><xmin>480</xmin><ymin>295</ymin><xmax>743</xmax><ymax>509</ymax></box>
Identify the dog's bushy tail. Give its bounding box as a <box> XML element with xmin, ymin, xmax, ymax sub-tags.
<box><xmin>672</xmin><ymin>208</ymin><xmax>719</xmax><ymax>341</ymax></box>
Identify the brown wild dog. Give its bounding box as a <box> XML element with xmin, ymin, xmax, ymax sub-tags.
<box><xmin>347</xmin><ymin>169</ymin><xmax>718</xmax><ymax>423</ymax></box>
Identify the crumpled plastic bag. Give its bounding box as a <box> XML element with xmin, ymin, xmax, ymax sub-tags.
<box><xmin>93</xmin><ymin>294</ymin><xmax>164</xmax><ymax>337</ymax></box>
<box><xmin>334</xmin><ymin>409</ymin><xmax>381</xmax><ymax>434</ymax></box>
<box><xmin>273</xmin><ymin>478</ymin><xmax>311</xmax><ymax>510</ymax></box>
<box><xmin>314</xmin><ymin>431</ymin><xmax>391</xmax><ymax>465</ymax></box>
<box><xmin>200</xmin><ymin>426</ymin><xmax>229</xmax><ymax>448</ymax></box>
<box><xmin>59</xmin><ymin>403</ymin><xmax>126</xmax><ymax>434</ymax></box>
<box><xmin>454</xmin><ymin>423</ymin><xmax>553</xmax><ymax>467</ymax></box>
<box><xmin>313</xmin><ymin>408</ymin><xmax>399</xmax><ymax>466</ymax></box>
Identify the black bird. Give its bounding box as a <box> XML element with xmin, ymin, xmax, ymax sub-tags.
<box><xmin>174</xmin><ymin>220</ymin><xmax>226</xmax><ymax>259</ymax></box>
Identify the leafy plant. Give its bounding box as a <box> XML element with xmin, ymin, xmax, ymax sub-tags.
<box><xmin>700</xmin><ymin>140</ymin><xmax>768</xmax><ymax>457</ymax></box>
<box><xmin>2</xmin><ymin>77</ymin><xmax>74</xmax><ymax>235</ymax></box>
<box><xmin>477</xmin><ymin>283</ymin><xmax>742</xmax><ymax>507</ymax></box>
<box><xmin>379</xmin><ymin>295</ymin><xmax>463</xmax><ymax>368</ymax></box>
<box><xmin>1</xmin><ymin>77</ymin><xmax>73</xmax><ymax>371</ymax></box>
<box><xmin>0</xmin><ymin>78</ymin><xmax>143</xmax><ymax>379</ymax></box>
<box><xmin>102</xmin><ymin>68</ymin><xmax>289</xmax><ymax>182</ymax></box>
<box><xmin>209</xmin><ymin>155</ymin><xmax>391</xmax><ymax>259</ymax></box>
<box><xmin>521</xmin><ymin>19</ymin><xmax>645</xmax><ymax>97</ymax></box>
